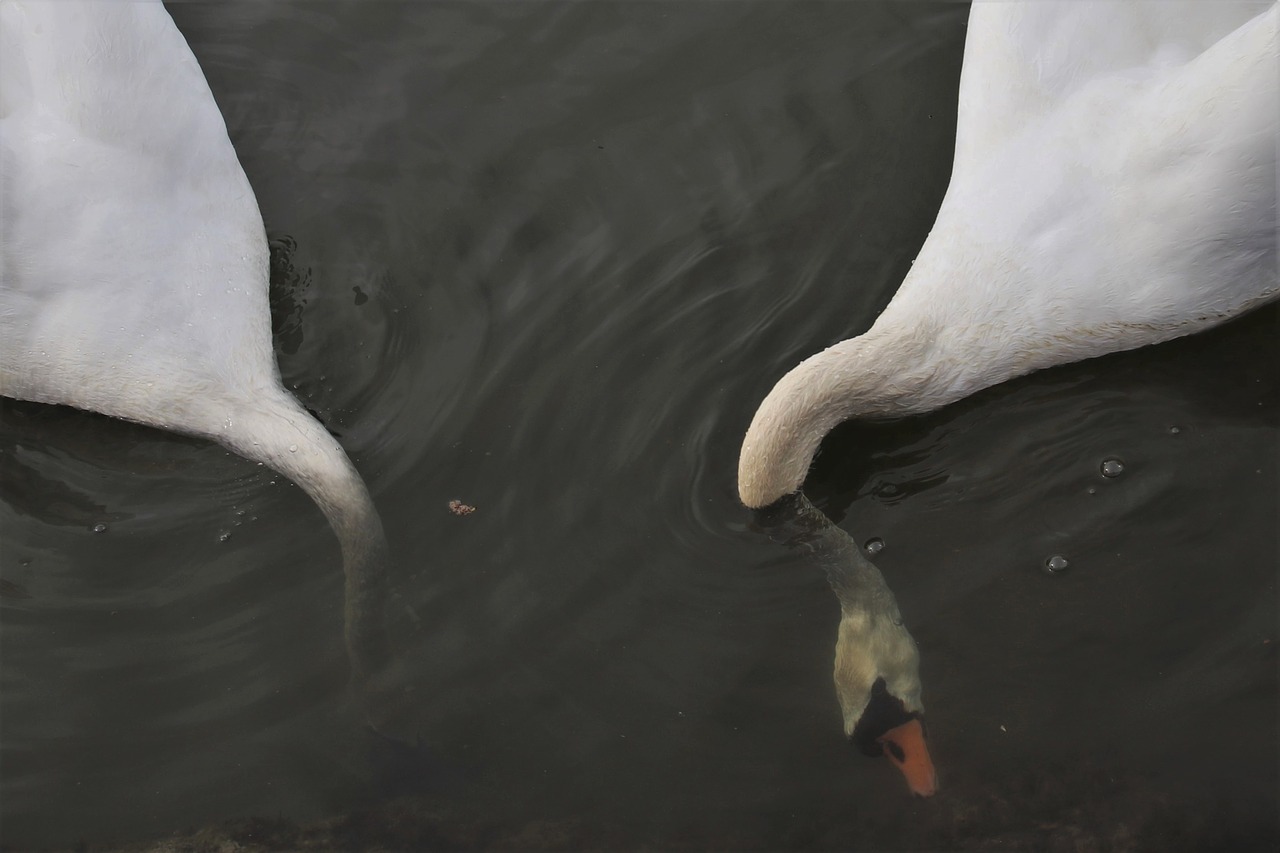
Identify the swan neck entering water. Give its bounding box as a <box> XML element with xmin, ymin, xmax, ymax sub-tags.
<box><xmin>755</xmin><ymin>493</ymin><xmax>924</xmax><ymax>729</ymax></box>
<box><xmin>215</xmin><ymin>392</ymin><xmax>391</xmax><ymax>681</ymax></box>
<box><xmin>737</xmin><ymin>330</ymin><xmax>935</xmax><ymax>508</ymax></box>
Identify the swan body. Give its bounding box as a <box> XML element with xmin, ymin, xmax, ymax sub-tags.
<box><xmin>741</xmin><ymin>0</ymin><xmax>1278</xmax><ymax>796</ymax></box>
<box><xmin>0</xmin><ymin>0</ymin><xmax>389</xmax><ymax>676</ymax></box>
<box><xmin>739</xmin><ymin>0</ymin><xmax>1279</xmax><ymax>508</ymax></box>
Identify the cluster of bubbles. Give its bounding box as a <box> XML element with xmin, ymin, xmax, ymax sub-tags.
<box><xmin>216</xmin><ymin>507</ymin><xmax>255</xmax><ymax>544</ymax></box>
<box><xmin>90</xmin><ymin>508</ymin><xmax>257</xmax><ymax>544</ymax></box>
<box><xmin>1043</xmin><ymin>455</ymin><xmax>1134</xmax><ymax>575</ymax></box>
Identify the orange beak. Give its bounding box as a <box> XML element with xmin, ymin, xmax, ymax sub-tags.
<box><xmin>877</xmin><ymin>718</ymin><xmax>937</xmax><ymax>797</ymax></box>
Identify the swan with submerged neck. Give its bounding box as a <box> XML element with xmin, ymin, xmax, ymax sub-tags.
<box><xmin>0</xmin><ymin>0</ymin><xmax>389</xmax><ymax>678</ymax></box>
<box><xmin>739</xmin><ymin>0</ymin><xmax>1278</xmax><ymax>796</ymax></box>
<box><xmin>760</xmin><ymin>494</ymin><xmax>937</xmax><ymax>797</ymax></box>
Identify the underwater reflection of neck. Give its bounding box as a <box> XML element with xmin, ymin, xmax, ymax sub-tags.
<box><xmin>753</xmin><ymin>492</ymin><xmax>907</xmax><ymax>618</ymax></box>
<box><xmin>751</xmin><ymin>491</ymin><xmax>935</xmax><ymax>796</ymax></box>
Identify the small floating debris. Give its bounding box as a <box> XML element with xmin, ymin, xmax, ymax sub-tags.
<box><xmin>1099</xmin><ymin>457</ymin><xmax>1125</xmax><ymax>478</ymax></box>
<box><xmin>864</xmin><ymin>537</ymin><xmax>885</xmax><ymax>556</ymax></box>
<box><xmin>1043</xmin><ymin>554</ymin><xmax>1070</xmax><ymax>575</ymax></box>
<box><xmin>448</xmin><ymin>499</ymin><xmax>476</xmax><ymax>516</ymax></box>
<box><xmin>1168</xmin><ymin>425</ymin><xmax>1182</xmax><ymax>435</ymax></box>
<box><xmin>216</xmin><ymin>530</ymin><xmax>233</xmax><ymax>543</ymax></box>
<box><xmin>90</xmin><ymin>522</ymin><xmax>109</xmax><ymax>534</ymax></box>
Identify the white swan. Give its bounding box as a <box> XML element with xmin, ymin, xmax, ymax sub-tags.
<box><xmin>740</xmin><ymin>0</ymin><xmax>1277</xmax><ymax>508</ymax></box>
<box><xmin>740</xmin><ymin>1</ymin><xmax>1277</xmax><ymax>795</ymax></box>
<box><xmin>0</xmin><ymin>0</ymin><xmax>389</xmax><ymax>677</ymax></box>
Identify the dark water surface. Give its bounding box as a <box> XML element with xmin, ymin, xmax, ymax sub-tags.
<box><xmin>2</xmin><ymin>2</ymin><xmax>1276</xmax><ymax>849</ymax></box>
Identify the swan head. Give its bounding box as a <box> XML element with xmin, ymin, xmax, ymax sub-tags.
<box><xmin>834</xmin><ymin>604</ymin><xmax>937</xmax><ymax>797</ymax></box>
<box><xmin>750</xmin><ymin>492</ymin><xmax>937</xmax><ymax>796</ymax></box>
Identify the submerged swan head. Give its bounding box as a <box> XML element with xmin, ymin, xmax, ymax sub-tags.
<box><xmin>759</xmin><ymin>494</ymin><xmax>937</xmax><ymax>796</ymax></box>
<box><xmin>833</xmin><ymin>601</ymin><xmax>935</xmax><ymax>797</ymax></box>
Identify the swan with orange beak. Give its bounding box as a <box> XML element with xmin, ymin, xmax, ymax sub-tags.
<box><xmin>756</xmin><ymin>494</ymin><xmax>937</xmax><ymax>797</ymax></box>
<box><xmin>834</xmin><ymin>595</ymin><xmax>936</xmax><ymax>798</ymax></box>
<box><xmin>739</xmin><ymin>0</ymin><xmax>1278</xmax><ymax>801</ymax></box>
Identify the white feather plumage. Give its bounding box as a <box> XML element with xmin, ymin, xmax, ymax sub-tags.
<box><xmin>739</xmin><ymin>0</ymin><xmax>1279</xmax><ymax>508</ymax></box>
<box><xmin>0</xmin><ymin>0</ymin><xmax>389</xmax><ymax>677</ymax></box>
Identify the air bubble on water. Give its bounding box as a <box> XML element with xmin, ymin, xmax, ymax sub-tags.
<box><xmin>90</xmin><ymin>522</ymin><xmax>109</xmax><ymax>534</ymax></box>
<box><xmin>1044</xmin><ymin>555</ymin><xmax>1070</xmax><ymax>574</ymax></box>
<box><xmin>1100</xmin><ymin>458</ymin><xmax>1125</xmax><ymax>478</ymax></box>
<box><xmin>1086</xmin><ymin>486</ymin><xmax>1097</xmax><ymax>495</ymax></box>
<box><xmin>288</xmin><ymin>444</ymin><xmax>298</xmax><ymax>452</ymax></box>
<box><xmin>864</xmin><ymin>537</ymin><xmax>885</xmax><ymax>556</ymax></box>
<box><xmin>1168</xmin><ymin>426</ymin><xmax>1181</xmax><ymax>435</ymax></box>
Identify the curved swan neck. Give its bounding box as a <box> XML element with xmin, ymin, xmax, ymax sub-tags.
<box><xmin>737</xmin><ymin>328</ymin><xmax>937</xmax><ymax>508</ymax></box>
<box><xmin>214</xmin><ymin>391</ymin><xmax>391</xmax><ymax>681</ymax></box>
